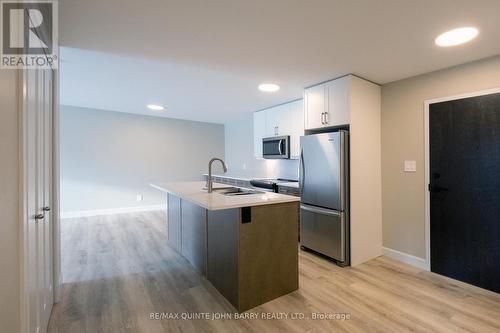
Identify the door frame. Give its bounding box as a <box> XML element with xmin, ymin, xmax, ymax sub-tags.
<box><xmin>423</xmin><ymin>87</ymin><xmax>500</xmax><ymax>272</ymax></box>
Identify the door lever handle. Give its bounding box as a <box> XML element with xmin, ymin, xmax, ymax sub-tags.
<box><xmin>428</xmin><ymin>184</ymin><xmax>449</xmax><ymax>192</ymax></box>
<box><xmin>34</xmin><ymin>213</ymin><xmax>45</xmax><ymax>220</ymax></box>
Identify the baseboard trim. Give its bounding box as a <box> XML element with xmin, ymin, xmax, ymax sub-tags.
<box><xmin>382</xmin><ymin>247</ymin><xmax>428</xmax><ymax>270</ymax></box>
<box><xmin>61</xmin><ymin>204</ymin><xmax>164</xmax><ymax>219</ymax></box>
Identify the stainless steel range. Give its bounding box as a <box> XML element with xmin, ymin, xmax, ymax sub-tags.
<box><xmin>250</xmin><ymin>178</ymin><xmax>299</xmax><ymax>195</ymax></box>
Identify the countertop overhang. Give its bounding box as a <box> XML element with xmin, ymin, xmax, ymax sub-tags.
<box><xmin>151</xmin><ymin>181</ymin><xmax>299</xmax><ymax>211</ymax></box>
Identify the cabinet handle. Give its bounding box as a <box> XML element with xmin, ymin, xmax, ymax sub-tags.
<box><xmin>34</xmin><ymin>213</ymin><xmax>45</xmax><ymax>221</ymax></box>
<box><xmin>324</xmin><ymin>112</ymin><xmax>329</xmax><ymax>124</ymax></box>
<box><xmin>321</xmin><ymin>112</ymin><xmax>325</xmax><ymax>124</ymax></box>
<box><xmin>42</xmin><ymin>206</ymin><xmax>51</xmax><ymax>211</ymax></box>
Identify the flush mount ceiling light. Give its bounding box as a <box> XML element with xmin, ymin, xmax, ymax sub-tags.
<box><xmin>258</xmin><ymin>83</ymin><xmax>280</xmax><ymax>92</ymax></box>
<box><xmin>435</xmin><ymin>27</ymin><xmax>479</xmax><ymax>47</ymax></box>
<box><xmin>147</xmin><ymin>104</ymin><xmax>165</xmax><ymax>111</ymax></box>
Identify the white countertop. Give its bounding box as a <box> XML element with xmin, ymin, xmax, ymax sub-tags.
<box><xmin>277</xmin><ymin>181</ymin><xmax>300</xmax><ymax>189</ymax></box>
<box><xmin>151</xmin><ymin>181</ymin><xmax>299</xmax><ymax>211</ymax></box>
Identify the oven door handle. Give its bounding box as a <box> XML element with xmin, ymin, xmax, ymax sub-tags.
<box><xmin>278</xmin><ymin>139</ymin><xmax>283</xmax><ymax>155</ymax></box>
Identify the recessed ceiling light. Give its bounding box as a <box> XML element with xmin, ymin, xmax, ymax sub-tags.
<box><xmin>258</xmin><ymin>83</ymin><xmax>280</xmax><ymax>92</ymax></box>
<box><xmin>147</xmin><ymin>104</ymin><xmax>165</xmax><ymax>111</ymax></box>
<box><xmin>435</xmin><ymin>27</ymin><xmax>479</xmax><ymax>47</ymax></box>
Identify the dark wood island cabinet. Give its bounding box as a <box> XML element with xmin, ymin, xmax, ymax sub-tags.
<box><xmin>154</xmin><ymin>181</ymin><xmax>299</xmax><ymax>312</ymax></box>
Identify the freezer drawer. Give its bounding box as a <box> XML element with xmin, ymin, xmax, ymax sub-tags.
<box><xmin>300</xmin><ymin>204</ymin><xmax>345</xmax><ymax>262</ymax></box>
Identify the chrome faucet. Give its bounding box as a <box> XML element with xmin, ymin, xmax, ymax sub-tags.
<box><xmin>207</xmin><ymin>157</ymin><xmax>228</xmax><ymax>193</ymax></box>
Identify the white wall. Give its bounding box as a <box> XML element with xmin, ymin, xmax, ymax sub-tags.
<box><xmin>0</xmin><ymin>70</ymin><xmax>21</xmax><ymax>333</ymax></box>
<box><xmin>60</xmin><ymin>105</ymin><xmax>225</xmax><ymax>214</ymax></box>
<box><xmin>381</xmin><ymin>55</ymin><xmax>500</xmax><ymax>259</ymax></box>
<box><xmin>224</xmin><ymin>112</ymin><xmax>299</xmax><ymax>180</ymax></box>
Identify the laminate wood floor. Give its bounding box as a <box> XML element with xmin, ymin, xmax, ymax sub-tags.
<box><xmin>48</xmin><ymin>211</ymin><xmax>500</xmax><ymax>333</ymax></box>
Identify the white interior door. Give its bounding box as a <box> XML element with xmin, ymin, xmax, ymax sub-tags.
<box><xmin>40</xmin><ymin>69</ymin><xmax>54</xmax><ymax>331</ymax></box>
<box><xmin>25</xmin><ymin>68</ymin><xmax>40</xmax><ymax>333</ymax></box>
<box><xmin>24</xmin><ymin>68</ymin><xmax>54</xmax><ymax>333</ymax></box>
<box><xmin>36</xmin><ymin>68</ymin><xmax>46</xmax><ymax>333</ymax></box>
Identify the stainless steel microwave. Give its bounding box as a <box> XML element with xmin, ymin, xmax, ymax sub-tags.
<box><xmin>262</xmin><ymin>136</ymin><xmax>290</xmax><ymax>159</ymax></box>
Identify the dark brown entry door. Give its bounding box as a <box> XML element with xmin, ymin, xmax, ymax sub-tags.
<box><xmin>430</xmin><ymin>92</ymin><xmax>500</xmax><ymax>293</ymax></box>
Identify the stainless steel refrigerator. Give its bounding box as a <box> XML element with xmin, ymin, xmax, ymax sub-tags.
<box><xmin>299</xmin><ymin>131</ymin><xmax>350</xmax><ymax>266</ymax></box>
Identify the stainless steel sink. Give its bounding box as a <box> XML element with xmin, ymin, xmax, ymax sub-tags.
<box><xmin>211</xmin><ymin>187</ymin><xmax>262</xmax><ymax>196</ymax></box>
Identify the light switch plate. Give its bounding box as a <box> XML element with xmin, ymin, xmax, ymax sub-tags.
<box><xmin>404</xmin><ymin>160</ymin><xmax>417</xmax><ymax>172</ymax></box>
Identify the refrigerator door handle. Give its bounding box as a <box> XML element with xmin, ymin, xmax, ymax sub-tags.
<box><xmin>299</xmin><ymin>149</ymin><xmax>305</xmax><ymax>191</ymax></box>
<box><xmin>340</xmin><ymin>131</ymin><xmax>346</xmax><ymax>211</ymax></box>
<box><xmin>300</xmin><ymin>204</ymin><xmax>341</xmax><ymax>217</ymax></box>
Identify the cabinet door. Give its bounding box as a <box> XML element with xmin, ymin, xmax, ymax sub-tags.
<box><xmin>253</xmin><ymin>111</ymin><xmax>266</xmax><ymax>159</ymax></box>
<box><xmin>265</xmin><ymin>107</ymin><xmax>278</xmax><ymax>137</ymax></box>
<box><xmin>276</xmin><ymin>104</ymin><xmax>292</xmax><ymax>137</ymax></box>
<box><xmin>181</xmin><ymin>200</ymin><xmax>207</xmax><ymax>275</ymax></box>
<box><xmin>167</xmin><ymin>194</ymin><xmax>182</xmax><ymax>252</ymax></box>
<box><xmin>304</xmin><ymin>84</ymin><xmax>326</xmax><ymax>130</ymax></box>
<box><xmin>266</xmin><ymin>104</ymin><xmax>292</xmax><ymax>137</ymax></box>
<box><xmin>207</xmin><ymin>209</ymin><xmax>239</xmax><ymax>307</ymax></box>
<box><xmin>289</xmin><ymin>100</ymin><xmax>304</xmax><ymax>159</ymax></box>
<box><xmin>326</xmin><ymin>76</ymin><xmax>350</xmax><ymax>126</ymax></box>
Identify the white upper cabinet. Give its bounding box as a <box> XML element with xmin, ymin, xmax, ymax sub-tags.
<box><xmin>304</xmin><ymin>75</ymin><xmax>351</xmax><ymax>130</ymax></box>
<box><xmin>265</xmin><ymin>104</ymin><xmax>291</xmax><ymax>137</ymax></box>
<box><xmin>253</xmin><ymin>99</ymin><xmax>304</xmax><ymax>160</ymax></box>
<box><xmin>253</xmin><ymin>111</ymin><xmax>266</xmax><ymax>159</ymax></box>
<box><xmin>326</xmin><ymin>77</ymin><xmax>350</xmax><ymax>126</ymax></box>
<box><xmin>304</xmin><ymin>84</ymin><xmax>326</xmax><ymax>130</ymax></box>
<box><xmin>289</xmin><ymin>100</ymin><xmax>304</xmax><ymax>159</ymax></box>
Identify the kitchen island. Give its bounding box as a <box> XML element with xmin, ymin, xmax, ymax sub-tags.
<box><xmin>151</xmin><ymin>181</ymin><xmax>300</xmax><ymax>312</ymax></box>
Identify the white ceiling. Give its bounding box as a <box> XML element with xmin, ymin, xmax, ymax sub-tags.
<box><xmin>60</xmin><ymin>0</ymin><xmax>500</xmax><ymax>124</ymax></box>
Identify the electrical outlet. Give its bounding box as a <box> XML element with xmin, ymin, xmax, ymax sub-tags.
<box><xmin>136</xmin><ymin>194</ymin><xmax>143</xmax><ymax>202</ymax></box>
